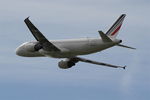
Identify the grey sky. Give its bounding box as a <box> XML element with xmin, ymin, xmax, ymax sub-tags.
<box><xmin>0</xmin><ymin>0</ymin><xmax>149</xmax><ymax>100</ymax></box>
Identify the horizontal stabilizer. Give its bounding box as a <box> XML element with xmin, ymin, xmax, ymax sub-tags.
<box><xmin>117</xmin><ymin>44</ymin><xmax>136</xmax><ymax>49</ymax></box>
<box><xmin>98</xmin><ymin>31</ymin><xmax>112</xmax><ymax>42</ymax></box>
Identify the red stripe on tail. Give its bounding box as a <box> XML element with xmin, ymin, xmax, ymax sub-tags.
<box><xmin>111</xmin><ymin>24</ymin><xmax>122</xmax><ymax>36</ymax></box>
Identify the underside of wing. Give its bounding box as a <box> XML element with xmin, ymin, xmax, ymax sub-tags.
<box><xmin>70</xmin><ymin>57</ymin><xmax>126</xmax><ymax>69</ymax></box>
<box><xmin>24</xmin><ymin>17</ymin><xmax>60</xmax><ymax>52</ymax></box>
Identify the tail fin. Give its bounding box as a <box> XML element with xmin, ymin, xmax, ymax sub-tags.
<box><xmin>106</xmin><ymin>14</ymin><xmax>126</xmax><ymax>39</ymax></box>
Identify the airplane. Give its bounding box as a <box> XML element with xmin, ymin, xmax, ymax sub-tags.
<box><xmin>16</xmin><ymin>14</ymin><xmax>135</xmax><ymax>69</ymax></box>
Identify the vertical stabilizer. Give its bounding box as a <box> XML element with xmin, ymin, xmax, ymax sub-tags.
<box><xmin>106</xmin><ymin>14</ymin><xmax>126</xmax><ymax>39</ymax></box>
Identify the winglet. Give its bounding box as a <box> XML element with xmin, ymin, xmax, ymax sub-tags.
<box><xmin>98</xmin><ymin>31</ymin><xmax>112</xmax><ymax>42</ymax></box>
<box><xmin>25</xmin><ymin>16</ymin><xmax>30</xmax><ymax>21</ymax></box>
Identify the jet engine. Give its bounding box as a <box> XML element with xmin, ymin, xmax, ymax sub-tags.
<box><xmin>23</xmin><ymin>42</ymin><xmax>43</xmax><ymax>52</ymax></box>
<box><xmin>58</xmin><ymin>60</ymin><xmax>76</xmax><ymax>69</ymax></box>
<box><xmin>34</xmin><ymin>43</ymin><xmax>43</xmax><ymax>51</ymax></box>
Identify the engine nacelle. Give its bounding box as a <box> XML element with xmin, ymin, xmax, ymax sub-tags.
<box><xmin>16</xmin><ymin>41</ymin><xmax>44</xmax><ymax>57</ymax></box>
<box><xmin>22</xmin><ymin>42</ymin><xmax>42</xmax><ymax>52</ymax></box>
<box><xmin>58</xmin><ymin>60</ymin><xmax>76</xmax><ymax>69</ymax></box>
<box><xmin>34</xmin><ymin>43</ymin><xmax>43</xmax><ymax>51</ymax></box>
<box><xmin>22</xmin><ymin>43</ymin><xmax>35</xmax><ymax>52</ymax></box>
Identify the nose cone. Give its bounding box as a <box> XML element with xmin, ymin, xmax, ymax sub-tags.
<box><xmin>16</xmin><ymin>46</ymin><xmax>23</xmax><ymax>56</ymax></box>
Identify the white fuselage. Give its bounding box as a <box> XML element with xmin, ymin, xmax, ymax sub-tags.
<box><xmin>16</xmin><ymin>38</ymin><xmax>121</xmax><ymax>58</ymax></box>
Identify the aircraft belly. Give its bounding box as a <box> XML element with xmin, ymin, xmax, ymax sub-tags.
<box><xmin>38</xmin><ymin>39</ymin><xmax>117</xmax><ymax>58</ymax></box>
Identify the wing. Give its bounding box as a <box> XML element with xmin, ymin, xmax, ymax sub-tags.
<box><xmin>117</xmin><ymin>44</ymin><xmax>136</xmax><ymax>50</ymax></box>
<box><xmin>71</xmin><ymin>57</ymin><xmax>126</xmax><ymax>69</ymax></box>
<box><xmin>24</xmin><ymin>17</ymin><xmax>60</xmax><ymax>52</ymax></box>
